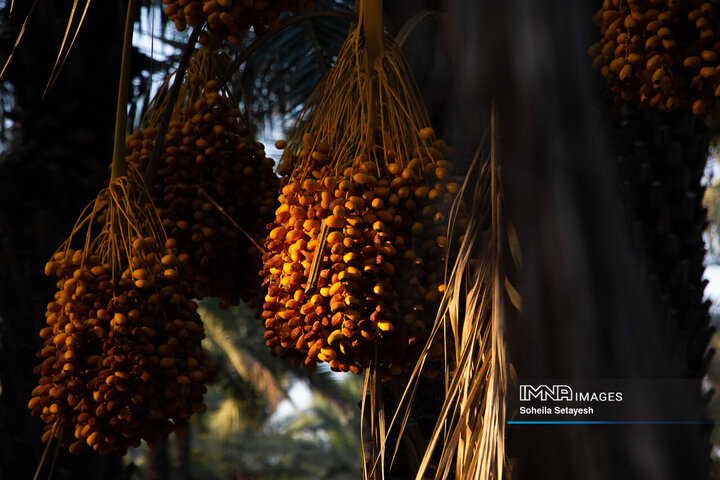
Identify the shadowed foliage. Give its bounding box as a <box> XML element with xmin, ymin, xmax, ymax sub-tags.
<box><xmin>0</xmin><ymin>0</ymin><xmax>715</xmax><ymax>478</ymax></box>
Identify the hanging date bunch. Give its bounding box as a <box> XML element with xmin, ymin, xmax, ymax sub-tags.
<box><xmin>29</xmin><ymin>173</ymin><xmax>211</xmax><ymax>455</ymax></box>
<box><xmin>590</xmin><ymin>0</ymin><xmax>720</xmax><ymax>115</ymax></box>
<box><xmin>28</xmin><ymin>0</ymin><xmax>210</xmax><ymax>457</ymax></box>
<box><xmin>126</xmin><ymin>47</ymin><xmax>278</xmax><ymax>307</ymax></box>
<box><xmin>260</xmin><ymin>2</ymin><xmax>463</xmax><ymax>379</ymax></box>
<box><xmin>163</xmin><ymin>0</ymin><xmax>316</xmax><ymax>44</ymax></box>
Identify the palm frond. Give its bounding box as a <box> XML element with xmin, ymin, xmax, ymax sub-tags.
<box><xmin>45</xmin><ymin>0</ymin><xmax>94</xmax><ymax>94</ymax></box>
<box><xmin>395</xmin><ymin>10</ymin><xmax>440</xmax><ymax>48</ymax></box>
<box><xmin>234</xmin><ymin>0</ymin><xmax>354</xmax><ymax>130</ymax></box>
<box><xmin>208</xmin><ymin>396</ymin><xmax>246</xmax><ymax>439</ymax></box>
<box><xmin>419</xmin><ymin>135</ymin><xmax>513</xmax><ymax>480</ymax></box>
<box><xmin>0</xmin><ymin>0</ymin><xmax>39</xmax><ymax>80</ymax></box>
<box><xmin>199</xmin><ymin>303</ymin><xmax>291</xmax><ymax>412</ymax></box>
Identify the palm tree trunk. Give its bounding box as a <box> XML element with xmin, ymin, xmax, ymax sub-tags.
<box><xmin>173</xmin><ymin>431</ymin><xmax>191</xmax><ymax>480</ymax></box>
<box><xmin>446</xmin><ymin>0</ymin><xmax>711</xmax><ymax>477</ymax></box>
<box><xmin>147</xmin><ymin>438</ymin><xmax>171</xmax><ymax>480</ymax></box>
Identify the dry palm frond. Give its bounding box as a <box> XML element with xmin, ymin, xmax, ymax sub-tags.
<box><xmin>1</xmin><ymin>0</ymin><xmax>97</xmax><ymax>91</ymax></box>
<box><xmin>394</xmin><ymin>10</ymin><xmax>441</xmax><ymax>48</ymax></box>
<box><xmin>45</xmin><ymin>0</ymin><xmax>93</xmax><ymax>95</ymax></box>
<box><xmin>0</xmin><ymin>0</ymin><xmax>40</xmax><ymax>80</ymax></box>
<box><xmin>368</xmin><ymin>115</ymin><xmax>517</xmax><ymax>480</ymax></box>
<box><xmin>209</xmin><ymin>396</ymin><xmax>246</xmax><ymax>439</ymax></box>
<box><xmin>32</xmin><ymin>420</ymin><xmax>58</xmax><ymax>480</ymax></box>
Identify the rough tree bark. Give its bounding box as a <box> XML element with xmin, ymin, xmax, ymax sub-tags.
<box><xmin>446</xmin><ymin>0</ymin><xmax>711</xmax><ymax>478</ymax></box>
<box><xmin>146</xmin><ymin>438</ymin><xmax>170</xmax><ymax>480</ymax></box>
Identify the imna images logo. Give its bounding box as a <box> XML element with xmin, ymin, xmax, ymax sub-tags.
<box><xmin>519</xmin><ymin>384</ymin><xmax>623</xmax><ymax>402</ymax></box>
<box><xmin>519</xmin><ymin>384</ymin><xmax>573</xmax><ymax>402</ymax></box>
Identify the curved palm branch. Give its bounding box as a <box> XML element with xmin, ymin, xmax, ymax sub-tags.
<box><xmin>199</xmin><ymin>301</ymin><xmax>290</xmax><ymax>413</ymax></box>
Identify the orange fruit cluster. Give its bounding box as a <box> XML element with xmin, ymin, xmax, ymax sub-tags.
<box><xmin>590</xmin><ymin>0</ymin><xmax>720</xmax><ymax>115</ymax></box>
<box><xmin>29</xmin><ymin>239</ymin><xmax>211</xmax><ymax>455</ymax></box>
<box><xmin>126</xmin><ymin>80</ymin><xmax>278</xmax><ymax>307</ymax></box>
<box><xmin>163</xmin><ymin>0</ymin><xmax>315</xmax><ymax>44</ymax></box>
<box><xmin>261</xmin><ymin>130</ymin><xmax>462</xmax><ymax>379</ymax></box>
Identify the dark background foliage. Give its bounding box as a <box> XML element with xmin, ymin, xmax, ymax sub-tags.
<box><xmin>0</xmin><ymin>0</ymin><xmax>715</xmax><ymax>478</ymax></box>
